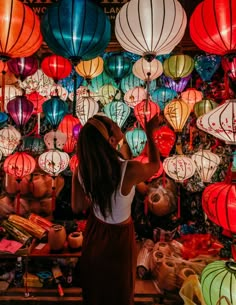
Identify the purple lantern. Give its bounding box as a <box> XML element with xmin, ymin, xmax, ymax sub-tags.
<box><xmin>7</xmin><ymin>56</ymin><xmax>39</xmax><ymax>81</ymax></box>
<box><xmin>160</xmin><ymin>74</ymin><xmax>191</xmax><ymax>93</ymax></box>
<box><xmin>72</xmin><ymin>123</ymin><xmax>82</xmax><ymax>140</ymax></box>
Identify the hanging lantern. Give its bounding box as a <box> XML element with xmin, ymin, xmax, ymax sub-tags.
<box><xmin>98</xmin><ymin>84</ymin><xmax>121</xmax><ymax>106</ymax></box>
<box><xmin>76</xmin><ymin>96</ymin><xmax>99</xmax><ymax>125</ymax></box>
<box><xmin>38</xmin><ymin>149</ymin><xmax>70</xmax><ymax>210</ymax></box>
<box><xmin>44</xmin><ymin>131</ymin><xmax>67</xmax><ymax>150</ymax></box>
<box><xmin>115</xmin><ymin>0</ymin><xmax>187</xmax><ymax>61</ymax></box>
<box><xmin>163</xmin><ymin>54</ymin><xmax>194</xmax><ymax>81</ymax></box>
<box><xmin>75</xmin><ymin>56</ymin><xmax>104</xmax><ymax>84</ymax></box>
<box><xmin>47</xmin><ymin>84</ymin><xmax>69</xmax><ymax>102</ymax></box>
<box><xmin>181</xmin><ymin>88</ymin><xmax>203</xmax><ymax>112</ymax></box>
<box><xmin>68</xmin><ymin>86</ymin><xmax>95</xmax><ymax>102</ymax></box>
<box><xmin>133</xmin><ymin>58</ymin><xmax>163</xmax><ymax>82</ymax></box>
<box><xmin>190</xmin><ymin>0</ymin><xmax>236</xmax><ymax>55</ymax></box>
<box><xmin>121</xmin><ymin>73</ymin><xmax>145</xmax><ymax>93</ymax></box>
<box><xmin>26</xmin><ymin>91</ymin><xmax>47</xmax><ymax>115</ymax></box>
<box><xmin>0</xmin><ymin>112</ymin><xmax>8</xmax><ymax>126</ymax></box>
<box><xmin>124</xmin><ymin>86</ymin><xmax>147</xmax><ymax>108</ymax></box>
<box><xmin>194</xmin><ymin>54</ymin><xmax>221</xmax><ymax>82</ymax></box>
<box><xmin>3</xmin><ymin>151</ymin><xmax>36</xmax><ymax>214</ymax></box>
<box><xmin>0</xmin><ymin>85</ymin><xmax>23</xmax><ymax>111</ymax></box>
<box><xmin>222</xmin><ymin>55</ymin><xmax>236</xmax><ymax>81</ymax></box>
<box><xmin>83</xmin><ymin>71</ymin><xmax>117</xmax><ymax>94</ymax></box>
<box><xmin>161</xmin><ymin>74</ymin><xmax>191</xmax><ymax>93</ymax></box>
<box><xmin>58</xmin><ymin>114</ymin><xmax>80</xmax><ymax>138</ymax></box>
<box><xmin>191</xmin><ymin>149</ymin><xmax>221</xmax><ymax>183</ymax></box>
<box><xmin>0</xmin><ymin>125</ymin><xmax>21</xmax><ymax>157</ymax></box>
<box><xmin>42</xmin><ymin>97</ymin><xmax>68</xmax><ymax>131</ymax></box>
<box><xmin>103</xmin><ymin>101</ymin><xmax>131</xmax><ymax>128</ymax></box>
<box><xmin>58</xmin><ymin>68</ymin><xmax>83</xmax><ymax>94</ymax></box>
<box><xmin>22</xmin><ymin>135</ymin><xmax>46</xmax><ymax>156</ymax></box>
<box><xmin>134</xmin><ymin>99</ymin><xmax>160</xmax><ymax>130</ymax></box>
<box><xmin>0</xmin><ymin>0</ymin><xmax>42</xmax><ymax>60</ymax></box>
<box><xmin>125</xmin><ymin>128</ymin><xmax>147</xmax><ymax>157</ymax></box>
<box><xmin>197</xmin><ymin>99</ymin><xmax>236</xmax><ymax>145</ymax></box>
<box><xmin>72</xmin><ymin>123</ymin><xmax>82</xmax><ymax>140</ymax></box>
<box><xmin>41</xmin><ymin>55</ymin><xmax>72</xmax><ymax>83</ymax></box>
<box><xmin>41</xmin><ymin>0</ymin><xmax>111</xmax><ymax>65</ymax></box>
<box><xmin>153</xmin><ymin>125</ymin><xmax>176</xmax><ymax>157</ymax></box>
<box><xmin>193</xmin><ymin>98</ymin><xmax>218</xmax><ymax>118</ymax></box>
<box><xmin>201</xmin><ymin>260</ymin><xmax>236</xmax><ymax>305</ymax></box>
<box><xmin>151</xmin><ymin>87</ymin><xmax>177</xmax><ymax>111</ymax></box>
<box><xmin>69</xmin><ymin>154</ymin><xmax>79</xmax><ymax>172</ymax></box>
<box><xmin>62</xmin><ymin>137</ymin><xmax>77</xmax><ymax>154</ymax></box>
<box><xmin>164</xmin><ymin>98</ymin><xmax>191</xmax><ymax>133</ymax></box>
<box><xmin>133</xmin><ymin>154</ymin><xmax>163</xmax><ymax>181</ymax></box>
<box><xmin>7</xmin><ymin>56</ymin><xmax>38</xmax><ymax>81</ymax></box>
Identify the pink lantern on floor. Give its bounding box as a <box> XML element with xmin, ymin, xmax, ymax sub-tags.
<box><xmin>134</xmin><ymin>99</ymin><xmax>160</xmax><ymax>130</ymax></box>
<box><xmin>0</xmin><ymin>125</ymin><xmax>21</xmax><ymax>157</ymax></box>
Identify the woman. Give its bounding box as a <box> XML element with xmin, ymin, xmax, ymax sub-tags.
<box><xmin>72</xmin><ymin>114</ymin><xmax>160</xmax><ymax>305</ymax></box>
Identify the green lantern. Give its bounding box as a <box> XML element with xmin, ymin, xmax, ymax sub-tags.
<box><xmin>163</xmin><ymin>54</ymin><xmax>194</xmax><ymax>81</ymax></box>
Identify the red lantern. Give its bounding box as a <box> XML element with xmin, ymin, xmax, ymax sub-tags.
<box><xmin>26</xmin><ymin>91</ymin><xmax>47</xmax><ymax>114</ymax></box>
<box><xmin>41</xmin><ymin>55</ymin><xmax>72</xmax><ymax>83</ymax></box>
<box><xmin>3</xmin><ymin>151</ymin><xmax>36</xmax><ymax>214</ymax></box>
<box><xmin>153</xmin><ymin>125</ymin><xmax>176</xmax><ymax>157</ymax></box>
<box><xmin>69</xmin><ymin>154</ymin><xmax>79</xmax><ymax>172</ymax></box>
<box><xmin>134</xmin><ymin>99</ymin><xmax>160</xmax><ymax>129</ymax></box>
<box><xmin>222</xmin><ymin>55</ymin><xmax>236</xmax><ymax>81</ymax></box>
<box><xmin>58</xmin><ymin>114</ymin><xmax>80</xmax><ymax>138</ymax></box>
<box><xmin>62</xmin><ymin>137</ymin><xmax>77</xmax><ymax>154</ymax></box>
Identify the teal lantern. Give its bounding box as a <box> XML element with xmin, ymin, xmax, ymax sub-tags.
<box><xmin>103</xmin><ymin>101</ymin><xmax>131</xmax><ymax>128</ymax></box>
<box><xmin>41</xmin><ymin>0</ymin><xmax>111</xmax><ymax>65</ymax></box>
<box><xmin>125</xmin><ymin>127</ymin><xmax>147</xmax><ymax>157</ymax></box>
<box><xmin>82</xmin><ymin>71</ymin><xmax>117</xmax><ymax>93</ymax></box>
<box><xmin>42</xmin><ymin>97</ymin><xmax>68</xmax><ymax>130</ymax></box>
<box><xmin>151</xmin><ymin>87</ymin><xmax>178</xmax><ymax>110</ymax></box>
<box><xmin>22</xmin><ymin>136</ymin><xmax>46</xmax><ymax>156</ymax></box>
<box><xmin>194</xmin><ymin>54</ymin><xmax>221</xmax><ymax>82</ymax></box>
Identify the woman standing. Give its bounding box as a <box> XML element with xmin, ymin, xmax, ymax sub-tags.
<box><xmin>72</xmin><ymin>114</ymin><xmax>160</xmax><ymax>305</ymax></box>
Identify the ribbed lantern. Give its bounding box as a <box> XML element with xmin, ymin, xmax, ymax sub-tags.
<box><xmin>181</xmin><ymin>88</ymin><xmax>203</xmax><ymax>112</ymax></box>
<box><xmin>151</xmin><ymin>87</ymin><xmax>177</xmax><ymax>111</ymax></box>
<box><xmin>103</xmin><ymin>101</ymin><xmax>131</xmax><ymax>128</ymax></box>
<box><xmin>163</xmin><ymin>54</ymin><xmax>194</xmax><ymax>81</ymax></box>
<box><xmin>7</xmin><ymin>56</ymin><xmax>38</xmax><ymax>82</ymax></box>
<box><xmin>190</xmin><ymin>0</ymin><xmax>236</xmax><ymax>55</ymax></box>
<box><xmin>44</xmin><ymin>131</ymin><xmax>67</xmax><ymax>150</ymax></box>
<box><xmin>84</xmin><ymin>71</ymin><xmax>117</xmax><ymax>94</ymax></box>
<box><xmin>0</xmin><ymin>85</ymin><xmax>23</xmax><ymax>112</ymax></box>
<box><xmin>191</xmin><ymin>149</ymin><xmax>221</xmax><ymax>183</ymax></box>
<box><xmin>194</xmin><ymin>54</ymin><xmax>221</xmax><ymax>82</ymax></box>
<box><xmin>121</xmin><ymin>73</ymin><xmax>145</xmax><ymax>93</ymax></box>
<box><xmin>58</xmin><ymin>69</ymin><xmax>83</xmax><ymax>94</ymax></box>
<box><xmin>222</xmin><ymin>55</ymin><xmax>236</xmax><ymax>81</ymax></box>
<box><xmin>98</xmin><ymin>84</ymin><xmax>121</xmax><ymax>106</ymax></box>
<box><xmin>22</xmin><ymin>135</ymin><xmax>45</xmax><ymax>156</ymax></box>
<box><xmin>75</xmin><ymin>56</ymin><xmax>104</xmax><ymax>84</ymax></box>
<box><xmin>201</xmin><ymin>260</ymin><xmax>236</xmax><ymax>305</ymax></box>
<box><xmin>161</xmin><ymin>74</ymin><xmax>191</xmax><ymax>93</ymax></box>
<box><xmin>26</xmin><ymin>91</ymin><xmax>47</xmax><ymax>115</ymax></box>
<box><xmin>125</xmin><ymin>128</ymin><xmax>147</xmax><ymax>157</ymax></box>
<box><xmin>134</xmin><ymin>99</ymin><xmax>160</xmax><ymax>130</ymax></box>
<box><xmin>0</xmin><ymin>125</ymin><xmax>21</xmax><ymax>157</ymax></box>
<box><xmin>115</xmin><ymin>0</ymin><xmax>187</xmax><ymax>61</ymax></box>
<box><xmin>124</xmin><ymin>86</ymin><xmax>147</xmax><ymax>108</ymax></box>
<box><xmin>164</xmin><ymin>98</ymin><xmax>191</xmax><ymax>133</ymax></box>
<box><xmin>76</xmin><ymin>96</ymin><xmax>99</xmax><ymax>125</ymax></box>
<box><xmin>193</xmin><ymin>98</ymin><xmax>218</xmax><ymax>118</ymax></box>
<box><xmin>153</xmin><ymin>125</ymin><xmax>176</xmax><ymax>157</ymax></box>
<box><xmin>41</xmin><ymin>0</ymin><xmax>111</xmax><ymax>64</ymax></box>
<box><xmin>0</xmin><ymin>0</ymin><xmax>42</xmax><ymax>60</ymax></box>
<box><xmin>197</xmin><ymin>99</ymin><xmax>236</xmax><ymax>145</ymax></box>
<box><xmin>132</xmin><ymin>58</ymin><xmax>163</xmax><ymax>82</ymax></box>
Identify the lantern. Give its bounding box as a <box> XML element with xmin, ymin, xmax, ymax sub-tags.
<box><xmin>151</xmin><ymin>87</ymin><xmax>177</xmax><ymax>111</ymax></box>
<box><xmin>0</xmin><ymin>85</ymin><xmax>23</xmax><ymax>111</ymax></box>
<box><xmin>132</xmin><ymin>58</ymin><xmax>163</xmax><ymax>84</ymax></box>
<box><xmin>68</xmin><ymin>86</ymin><xmax>95</xmax><ymax>102</ymax></box>
<box><xmin>38</xmin><ymin>149</ymin><xmax>70</xmax><ymax>210</ymax></box>
<box><xmin>201</xmin><ymin>260</ymin><xmax>236</xmax><ymax>305</ymax></box>
<box><xmin>153</xmin><ymin>125</ymin><xmax>176</xmax><ymax>157</ymax></box>
<box><xmin>134</xmin><ymin>99</ymin><xmax>160</xmax><ymax>130</ymax></box>
<box><xmin>76</xmin><ymin>96</ymin><xmax>99</xmax><ymax>125</ymax></box>
<box><xmin>193</xmin><ymin>98</ymin><xmax>218</xmax><ymax>118</ymax></box>
<box><xmin>124</xmin><ymin>86</ymin><xmax>147</xmax><ymax>108</ymax></box>
<box><xmin>0</xmin><ymin>125</ymin><xmax>21</xmax><ymax>157</ymax></box>
<box><xmin>181</xmin><ymin>88</ymin><xmax>203</xmax><ymax>112</ymax></box>
<box><xmin>121</xmin><ymin>73</ymin><xmax>145</xmax><ymax>93</ymax></box>
<box><xmin>0</xmin><ymin>0</ymin><xmax>42</xmax><ymax>60</ymax></box>
<box><xmin>164</xmin><ymin>98</ymin><xmax>191</xmax><ymax>133</ymax></box>
<box><xmin>163</xmin><ymin>54</ymin><xmax>194</xmax><ymax>81</ymax></box>
<box><xmin>75</xmin><ymin>57</ymin><xmax>104</xmax><ymax>84</ymax></box>
<box><xmin>197</xmin><ymin>99</ymin><xmax>236</xmax><ymax>145</ymax></box>
<box><xmin>73</xmin><ymin>123</ymin><xmax>82</xmax><ymax>140</ymax></box>
<box><xmin>161</xmin><ymin>74</ymin><xmax>191</xmax><ymax>93</ymax></box>
<box><xmin>41</xmin><ymin>55</ymin><xmax>72</xmax><ymax>83</ymax></box>
<box><xmin>0</xmin><ymin>112</ymin><xmax>8</xmax><ymax>127</ymax></box>
<box><xmin>62</xmin><ymin>137</ymin><xmax>77</xmax><ymax>154</ymax></box>
<box><xmin>125</xmin><ymin>128</ymin><xmax>147</xmax><ymax>157</ymax></box>
<box><xmin>133</xmin><ymin>154</ymin><xmax>163</xmax><ymax>181</ymax></box>
<box><xmin>42</xmin><ymin>97</ymin><xmax>69</xmax><ymax>130</ymax></box>
<box><xmin>7</xmin><ymin>56</ymin><xmax>38</xmax><ymax>81</ymax></box>
<box><xmin>115</xmin><ymin>0</ymin><xmax>187</xmax><ymax>61</ymax></box>
<box><xmin>103</xmin><ymin>101</ymin><xmax>131</xmax><ymax>128</ymax></box>
<box><xmin>191</xmin><ymin>149</ymin><xmax>221</xmax><ymax>183</ymax></box>
<box><xmin>26</xmin><ymin>91</ymin><xmax>46</xmax><ymax>115</ymax></box>
<box><xmin>22</xmin><ymin>135</ymin><xmax>46</xmax><ymax>156</ymax></box>
<box><xmin>83</xmin><ymin>71</ymin><xmax>117</xmax><ymax>94</ymax></box>
<box><xmin>222</xmin><ymin>55</ymin><xmax>236</xmax><ymax>81</ymax></box>
<box><xmin>58</xmin><ymin>114</ymin><xmax>80</xmax><ymax>138</ymax></box>
<box><xmin>69</xmin><ymin>154</ymin><xmax>79</xmax><ymax>172</ymax></box>
<box><xmin>3</xmin><ymin>151</ymin><xmax>36</xmax><ymax>214</ymax></box>
<box><xmin>44</xmin><ymin>131</ymin><xmax>67</xmax><ymax>150</ymax></box>
<box><xmin>194</xmin><ymin>54</ymin><xmax>221</xmax><ymax>82</ymax></box>
<box><xmin>190</xmin><ymin>0</ymin><xmax>236</xmax><ymax>55</ymax></box>
<box><xmin>98</xmin><ymin>84</ymin><xmax>121</xmax><ymax>106</ymax></box>
<box><xmin>58</xmin><ymin>68</ymin><xmax>83</xmax><ymax>94</ymax></box>
<box><xmin>41</xmin><ymin>0</ymin><xmax>111</xmax><ymax>64</ymax></box>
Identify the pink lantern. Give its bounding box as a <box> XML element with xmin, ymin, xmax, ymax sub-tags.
<box><xmin>44</xmin><ymin>131</ymin><xmax>67</xmax><ymax>150</ymax></box>
<box><xmin>134</xmin><ymin>99</ymin><xmax>160</xmax><ymax>129</ymax></box>
<box><xmin>0</xmin><ymin>125</ymin><xmax>21</xmax><ymax>156</ymax></box>
<box><xmin>181</xmin><ymin>88</ymin><xmax>203</xmax><ymax>112</ymax></box>
<box><xmin>132</xmin><ymin>58</ymin><xmax>163</xmax><ymax>81</ymax></box>
<box><xmin>76</xmin><ymin>96</ymin><xmax>99</xmax><ymax>125</ymax></box>
<box><xmin>153</xmin><ymin>125</ymin><xmax>176</xmax><ymax>157</ymax></box>
<box><xmin>124</xmin><ymin>86</ymin><xmax>147</xmax><ymax>108</ymax></box>
<box><xmin>133</xmin><ymin>154</ymin><xmax>163</xmax><ymax>181</ymax></box>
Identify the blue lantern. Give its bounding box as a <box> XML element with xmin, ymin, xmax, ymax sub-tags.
<box><xmin>103</xmin><ymin>101</ymin><xmax>131</xmax><ymax>128</ymax></box>
<box><xmin>151</xmin><ymin>87</ymin><xmax>178</xmax><ymax>110</ymax></box>
<box><xmin>41</xmin><ymin>0</ymin><xmax>111</xmax><ymax>65</ymax></box>
<box><xmin>0</xmin><ymin>112</ymin><xmax>8</xmax><ymax>127</ymax></box>
<box><xmin>58</xmin><ymin>69</ymin><xmax>83</xmax><ymax>94</ymax></box>
<box><xmin>22</xmin><ymin>136</ymin><xmax>46</xmax><ymax>156</ymax></box>
<box><xmin>125</xmin><ymin>128</ymin><xmax>147</xmax><ymax>157</ymax></box>
<box><xmin>42</xmin><ymin>97</ymin><xmax>68</xmax><ymax>130</ymax></box>
<box><xmin>82</xmin><ymin>71</ymin><xmax>117</xmax><ymax>93</ymax></box>
<box><xmin>194</xmin><ymin>54</ymin><xmax>221</xmax><ymax>82</ymax></box>
<box><xmin>121</xmin><ymin>72</ymin><xmax>157</xmax><ymax>93</ymax></box>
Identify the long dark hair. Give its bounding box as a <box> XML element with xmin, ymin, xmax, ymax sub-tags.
<box><xmin>77</xmin><ymin>115</ymin><xmax>124</xmax><ymax>219</ymax></box>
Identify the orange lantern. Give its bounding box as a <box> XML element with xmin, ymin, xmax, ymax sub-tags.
<box><xmin>75</xmin><ymin>56</ymin><xmax>104</xmax><ymax>84</ymax></box>
<box><xmin>134</xmin><ymin>99</ymin><xmax>160</xmax><ymax>130</ymax></box>
<box><xmin>181</xmin><ymin>88</ymin><xmax>203</xmax><ymax>112</ymax></box>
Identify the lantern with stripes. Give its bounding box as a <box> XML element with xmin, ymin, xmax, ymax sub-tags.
<box><xmin>163</xmin><ymin>54</ymin><xmax>194</xmax><ymax>81</ymax></box>
<box><xmin>75</xmin><ymin>57</ymin><xmax>104</xmax><ymax>84</ymax></box>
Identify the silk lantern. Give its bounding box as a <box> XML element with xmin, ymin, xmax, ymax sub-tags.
<box><xmin>181</xmin><ymin>88</ymin><xmax>203</xmax><ymax>112</ymax></box>
<box><xmin>7</xmin><ymin>56</ymin><xmax>38</xmax><ymax>81</ymax></box>
<box><xmin>73</xmin><ymin>123</ymin><xmax>82</xmax><ymax>140</ymax></box>
<box><xmin>98</xmin><ymin>84</ymin><xmax>121</xmax><ymax>106</ymax></box>
<box><xmin>121</xmin><ymin>73</ymin><xmax>146</xmax><ymax>93</ymax></box>
<box><xmin>124</xmin><ymin>86</ymin><xmax>147</xmax><ymax>108</ymax></box>
<box><xmin>163</xmin><ymin>54</ymin><xmax>194</xmax><ymax>81</ymax></box>
<box><xmin>0</xmin><ymin>125</ymin><xmax>21</xmax><ymax>157</ymax></box>
<box><xmin>44</xmin><ymin>131</ymin><xmax>67</xmax><ymax>150</ymax></box>
<box><xmin>194</xmin><ymin>54</ymin><xmax>221</xmax><ymax>82</ymax></box>
<box><xmin>38</xmin><ymin>149</ymin><xmax>70</xmax><ymax>210</ymax></box>
<box><xmin>222</xmin><ymin>55</ymin><xmax>236</xmax><ymax>81</ymax></box>
<box><xmin>161</xmin><ymin>74</ymin><xmax>191</xmax><ymax>93</ymax></box>
<box><xmin>3</xmin><ymin>151</ymin><xmax>36</xmax><ymax>214</ymax></box>
<box><xmin>103</xmin><ymin>101</ymin><xmax>131</xmax><ymax>128</ymax></box>
<box><xmin>151</xmin><ymin>87</ymin><xmax>177</xmax><ymax>111</ymax></box>
<box><xmin>41</xmin><ymin>0</ymin><xmax>111</xmax><ymax>64</ymax></box>
<box><xmin>76</xmin><ymin>96</ymin><xmax>99</xmax><ymax>126</ymax></box>
<box><xmin>26</xmin><ymin>91</ymin><xmax>47</xmax><ymax>115</ymax></box>
<box><xmin>115</xmin><ymin>0</ymin><xmax>187</xmax><ymax>61</ymax></box>
<box><xmin>134</xmin><ymin>99</ymin><xmax>160</xmax><ymax>130</ymax></box>
<box><xmin>125</xmin><ymin>128</ymin><xmax>147</xmax><ymax>157</ymax></box>
<box><xmin>193</xmin><ymin>98</ymin><xmax>218</xmax><ymax>118</ymax></box>
<box><xmin>190</xmin><ymin>0</ymin><xmax>236</xmax><ymax>55</ymax></box>
<box><xmin>201</xmin><ymin>260</ymin><xmax>236</xmax><ymax>305</ymax></box>
<box><xmin>0</xmin><ymin>85</ymin><xmax>23</xmax><ymax>112</ymax></box>
<box><xmin>69</xmin><ymin>154</ymin><xmax>79</xmax><ymax>172</ymax></box>
<box><xmin>22</xmin><ymin>135</ymin><xmax>46</xmax><ymax>156</ymax></box>
<box><xmin>58</xmin><ymin>68</ymin><xmax>83</xmax><ymax>94</ymax></box>
<box><xmin>133</xmin><ymin>58</ymin><xmax>163</xmax><ymax>82</ymax></box>
<box><xmin>58</xmin><ymin>114</ymin><xmax>80</xmax><ymax>137</ymax></box>
<box><xmin>75</xmin><ymin>57</ymin><xmax>104</xmax><ymax>84</ymax></box>
<box><xmin>197</xmin><ymin>99</ymin><xmax>236</xmax><ymax>145</ymax></box>
<box><xmin>41</xmin><ymin>55</ymin><xmax>72</xmax><ymax>83</ymax></box>
<box><xmin>191</xmin><ymin>149</ymin><xmax>221</xmax><ymax>183</ymax></box>
<box><xmin>0</xmin><ymin>112</ymin><xmax>8</xmax><ymax>127</ymax></box>
<box><xmin>153</xmin><ymin>125</ymin><xmax>176</xmax><ymax>157</ymax></box>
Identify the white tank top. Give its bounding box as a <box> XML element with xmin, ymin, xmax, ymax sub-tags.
<box><xmin>78</xmin><ymin>160</ymin><xmax>135</xmax><ymax>224</ymax></box>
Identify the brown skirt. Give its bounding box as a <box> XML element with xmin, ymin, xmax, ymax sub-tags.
<box><xmin>80</xmin><ymin>211</ymin><xmax>137</xmax><ymax>305</ymax></box>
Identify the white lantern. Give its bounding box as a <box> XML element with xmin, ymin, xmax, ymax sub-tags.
<box><xmin>0</xmin><ymin>125</ymin><xmax>21</xmax><ymax>157</ymax></box>
<box><xmin>132</xmin><ymin>58</ymin><xmax>163</xmax><ymax>81</ymax></box>
<box><xmin>124</xmin><ymin>86</ymin><xmax>147</xmax><ymax>108</ymax></box>
<box><xmin>191</xmin><ymin>149</ymin><xmax>221</xmax><ymax>183</ymax></box>
<box><xmin>76</xmin><ymin>96</ymin><xmax>99</xmax><ymax>125</ymax></box>
<box><xmin>115</xmin><ymin>0</ymin><xmax>187</xmax><ymax>60</ymax></box>
<box><xmin>44</xmin><ymin>131</ymin><xmax>67</xmax><ymax>150</ymax></box>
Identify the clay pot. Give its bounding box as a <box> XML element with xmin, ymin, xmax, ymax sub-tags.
<box><xmin>67</xmin><ymin>231</ymin><xmax>83</xmax><ymax>250</ymax></box>
<box><xmin>48</xmin><ymin>224</ymin><xmax>66</xmax><ymax>252</ymax></box>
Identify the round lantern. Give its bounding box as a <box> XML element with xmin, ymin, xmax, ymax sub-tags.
<box><xmin>7</xmin><ymin>56</ymin><xmax>38</xmax><ymax>81</ymax></box>
<box><xmin>69</xmin><ymin>154</ymin><xmax>79</xmax><ymax>172</ymax></box>
<box><xmin>44</xmin><ymin>131</ymin><xmax>67</xmax><ymax>150</ymax></box>
<box><xmin>0</xmin><ymin>125</ymin><xmax>21</xmax><ymax>157</ymax></box>
<box><xmin>193</xmin><ymin>98</ymin><xmax>218</xmax><ymax>118</ymax></box>
<box><xmin>121</xmin><ymin>73</ymin><xmax>145</xmax><ymax>93</ymax></box>
<box><xmin>75</xmin><ymin>57</ymin><xmax>104</xmax><ymax>84</ymax></box>
<box><xmin>197</xmin><ymin>99</ymin><xmax>236</xmax><ymax>144</ymax></box>
<box><xmin>161</xmin><ymin>74</ymin><xmax>191</xmax><ymax>93</ymax></box>
<box><xmin>153</xmin><ymin>125</ymin><xmax>176</xmax><ymax>157</ymax></box>
<box><xmin>132</xmin><ymin>58</ymin><xmax>163</xmax><ymax>82</ymax></box>
<box><xmin>26</xmin><ymin>91</ymin><xmax>47</xmax><ymax>115</ymax></box>
<box><xmin>201</xmin><ymin>260</ymin><xmax>236</xmax><ymax>305</ymax></box>
<box><xmin>76</xmin><ymin>96</ymin><xmax>99</xmax><ymax>125</ymax></box>
<box><xmin>134</xmin><ymin>99</ymin><xmax>160</xmax><ymax>130</ymax></box>
<box><xmin>163</xmin><ymin>54</ymin><xmax>194</xmax><ymax>81</ymax></box>
<box><xmin>0</xmin><ymin>112</ymin><xmax>8</xmax><ymax>126</ymax></box>
<box><xmin>72</xmin><ymin>123</ymin><xmax>82</xmax><ymax>140</ymax></box>
<box><xmin>164</xmin><ymin>98</ymin><xmax>191</xmax><ymax>133</ymax></box>
<box><xmin>124</xmin><ymin>86</ymin><xmax>147</xmax><ymax>108</ymax></box>
<box><xmin>115</xmin><ymin>0</ymin><xmax>187</xmax><ymax>60</ymax></box>
<box><xmin>181</xmin><ymin>88</ymin><xmax>203</xmax><ymax>112</ymax></box>
<box><xmin>151</xmin><ymin>87</ymin><xmax>177</xmax><ymax>111</ymax></box>
<box><xmin>83</xmin><ymin>71</ymin><xmax>117</xmax><ymax>94</ymax></box>
<box><xmin>58</xmin><ymin>114</ymin><xmax>80</xmax><ymax>138</ymax></box>
<box><xmin>103</xmin><ymin>101</ymin><xmax>131</xmax><ymax>128</ymax></box>
<box><xmin>68</xmin><ymin>86</ymin><xmax>95</xmax><ymax>102</ymax></box>
<box><xmin>194</xmin><ymin>54</ymin><xmax>221</xmax><ymax>82</ymax></box>
<box><xmin>0</xmin><ymin>0</ymin><xmax>42</xmax><ymax>60</ymax></box>
<box><xmin>190</xmin><ymin>0</ymin><xmax>236</xmax><ymax>55</ymax></box>
<box><xmin>22</xmin><ymin>135</ymin><xmax>46</xmax><ymax>156</ymax></box>
<box><xmin>222</xmin><ymin>55</ymin><xmax>236</xmax><ymax>81</ymax></box>
<box><xmin>41</xmin><ymin>0</ymin><xmax>111</xmax><ymax>64</ymax></box>
<box><xmin>98</xmin><ymin>84</ymin><xmax>121</xmax><ymax>106</ymax></box>
<box><xmin>125</xmin><ymin>128</ymin><xmax>147</xmax><ymax>157</ymax></box>
<box><xmin>191</xmin><ymin>149</ymin><xmax>221</xmax><ymax>183</ymax></box>
<box><xmin>41</xmin><ymin>55</ymin><xmax>72</xmax><ymax>83</ymax></box>
<box><xmin>0</xmin><ymin>85</ymin><xmax>23</xmax><ymax>111</ymax></box>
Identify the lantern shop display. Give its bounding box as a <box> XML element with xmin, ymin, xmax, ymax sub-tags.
<box><xmin>103</xmin><ymin>101</ymin><xmax>131</xmax><ymax>128</ymax></box>
<box><xmin>75</xmin><ymin>57</ymin><xmax>104</xmax><ymax>84</ymax></box>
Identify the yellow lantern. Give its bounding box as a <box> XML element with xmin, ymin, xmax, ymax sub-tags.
<box><xmin>163</xmin><ymin>54</ymin><xmax>194</xmax><ymax>81</ymax></box>
<box><xmin>75</xmin><ymin>56</ymin><xmax>104</xmax><ymax>84</ymax></box>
